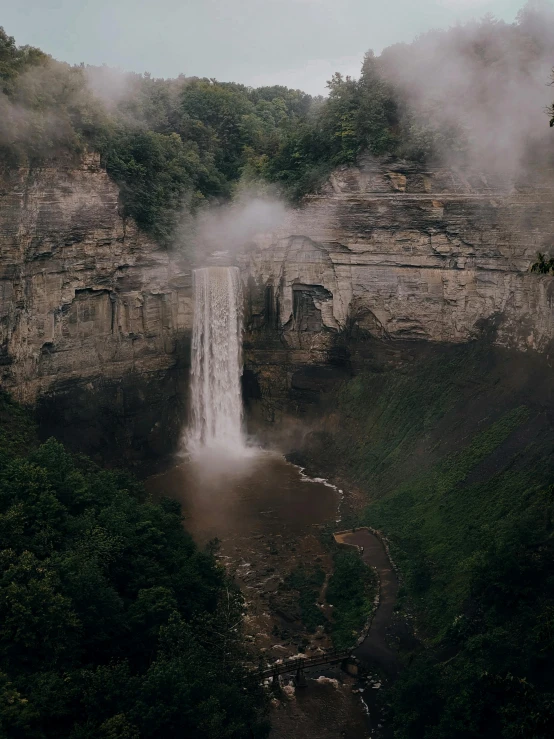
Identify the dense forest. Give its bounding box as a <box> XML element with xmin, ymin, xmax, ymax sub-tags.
<box><xmin>1</xmin><ymin>1</ymin><xmax>554</xmax><ymax>245</ymax></box>
<box><xmin>0</xmin><ymin>393</ymin><xmax>269</xmax><ymax>738</ymax></box>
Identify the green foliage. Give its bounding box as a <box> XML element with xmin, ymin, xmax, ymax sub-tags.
<box><xmin>326</xmin><ymin>550</ymin><xmax>376</xmax><ymax>649</ymax></box>
<box><xmin>530</xmin><ymin>252</ymin><xmax>554</xmax><ymax>274</ymax></box>
<box><xmin>2</xmin><ymin>8</ymin><xmax>553</xmax><ymax>239</ymax></box>
<box><xmin>299</xmin><ymin>342</ymin><xmax>554</xmax><ymax>737</ymax></box>
<box><xmin>0</xmin><ymin>30</ymin><xmax>109</xmax><ymax>167</ymax></box>
<box><xmin>355</xmin><ymin>52</ymin><xmax>399</xmax><ymax>156</ymax></box>
<box><xmin>0</xmin><ymin>400</ymin><xmax>268</xmax><ymax>738</ymax></box>
<box><xmin>282</xmin><ymin>565</ymin><xmax>326</xmax><ymax>632</ymax></box>
<box><xmin>0</xmin><ymin>27</ymin><xmax>46</xmax><ymax>96</ymax></box>
<box><xmin>362</xmin><ymin>406</ymin><xmax>530</xmax><ymax>631</ymax></box>
<box><xmin>0</xmin><ymin>392</ymin><xmax>37</xmax><ymax>463</ymax></box>
<box><xmin>389</xmin><ymin>486</ymin><xmax>554</xmax><ymax>738</ymax></box>
<box><xmin>101</xmin><ymin>129</ymin><xmax>218</xmax><ymax>244</ymax></box>
<box><xmin>259</xmin><ymin>64</ymin><xmax>399</xmax><ymax>199</ymax></box>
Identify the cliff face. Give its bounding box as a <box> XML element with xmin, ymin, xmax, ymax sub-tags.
<box><xmin>1</xmin><ymin>154</ymin><xmax>553</xmax><ymax>454</ymax></box>
<box><xmin>0</xmin><ymin>154</ymin><xmax>192</xmax><ymax>462</ymax></box>
<box><xmin>240</xmin><ymin>158</ymin><xmax>554</xmax><ymax>419</ymax></box>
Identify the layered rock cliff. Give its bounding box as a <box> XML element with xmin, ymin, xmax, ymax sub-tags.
<box><xmin>0</xmin><ymin>154</ymin><xmax>192</xmax><ymax>461</ymax></box>
<box><xmin>240</xmin><ymin>158</ymin><xmax>554</xmax><ymax>420</ymax></box>
<box><xmin>1</xmin><ymin>154</ymin><xmax>553</xmax><ymax>455</ymax></box>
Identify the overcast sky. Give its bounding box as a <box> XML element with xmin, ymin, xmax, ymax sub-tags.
<box><xmin>1</xmin><ymin>0</ymin><xmax>530</xmax><ymax>94</ymax></box>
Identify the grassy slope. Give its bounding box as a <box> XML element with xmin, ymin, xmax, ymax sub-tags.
<box><xmin>303</xmin><ymin>341</ymin><xmax>554</xmax><ymax>630</ymax></box>
<box><xmin>298</xmin><ymin>340</ymin><xmax>554</xmax><ymax>735</ymax></box>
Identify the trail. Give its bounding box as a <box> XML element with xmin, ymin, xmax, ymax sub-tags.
<box><xmin>334</xmin><ymin>528</ymin><xmax>400</xmax><ymax>676</ymax></box>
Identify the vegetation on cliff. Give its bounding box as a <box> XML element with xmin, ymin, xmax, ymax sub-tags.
<box><xmin>530</xmin><ymin>252</ymin><xmax>554</xmax><ymax>274</ymax></box>
<box><xmin>2</xmin><ymin>1</ymin><xmax>554</xmax><ymax>243</ymax></box>
<box><xmin>298</xmin><ymin>342</ymin><xmax>554</xmax><ymax>738</ymax></box>
<box><xmin>0</xmin><ymin>392</ymin><xmax>268</xmax><ymax>739</ymax></box>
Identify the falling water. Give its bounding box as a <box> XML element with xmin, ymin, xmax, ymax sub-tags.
<box><xmin>187</xmin><ymin>266</ymin><xmax>246</xmax><ymax>454</ymax></box>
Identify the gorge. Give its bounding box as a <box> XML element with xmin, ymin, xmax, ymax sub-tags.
<box><xmin>2</xmin><ymin>7</ymin><xmax>554</xmax><ymax>738</ymax></box>
<box><xmin>3</xmin><ymin>147</ymin><xmax>554</xmax><ymax>738</ymax></box>
<box><xmin>2</xmin><ymin>154</ymin><xmax>553</xmax><ymax>460</ymax></box>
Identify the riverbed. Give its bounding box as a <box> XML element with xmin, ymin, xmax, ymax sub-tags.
<box><xmin>146</xmin><ymin>449</ymin><xmax>373</xmax><ymax>738</ymax></box>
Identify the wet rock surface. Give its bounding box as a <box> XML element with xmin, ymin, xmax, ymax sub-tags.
<box><xmin>240</xmin><ymin>157</ymin><xmax>554</xmax><ymax>423</ymax></box>
<box><xmin>3</xmin><ymin>154</ymin><xmax>554</xmax><ymax>461</ymax></box>
<box><xmin>0</xmin><ymin>154</ymin><xmax>192</xmax><ymax>460</ymax></box>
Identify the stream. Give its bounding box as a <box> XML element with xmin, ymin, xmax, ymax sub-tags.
<box><xmin>146</xmin><ymin>450</ymin><xmax>396</xmax><ymax>738</ymax></box>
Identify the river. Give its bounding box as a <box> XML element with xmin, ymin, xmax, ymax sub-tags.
<box><xmin>146</xmin><ymin>450</ymin><xmax>374</xmax><ymax>739</ymax></box>
<box><xmin>151</xmin><ymin>264</ymin><xmax>383</xmax><ymax>737</ymax></box>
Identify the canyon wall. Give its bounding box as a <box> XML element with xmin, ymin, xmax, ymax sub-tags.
<box><xmin>239</xmin><ymin>157</ymin><xmax>554</xmax><ymax>420</ymax></box>
<box><xmin>0</xmin><ymin>154</ymin><xmax>192</xmax><ymax>461</ymax></box>
<box><xmin>1</xmin><ymin>153</ymin><xmax>553</xmax><ymax>452</ymax></box>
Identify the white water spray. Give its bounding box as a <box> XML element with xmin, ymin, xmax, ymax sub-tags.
<box><xmin>187</xmin><ymin>266</ymin><xmax>246</xmax><ymax>455</ymax></box>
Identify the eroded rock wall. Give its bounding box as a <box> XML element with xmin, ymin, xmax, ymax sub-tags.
<box><xmin>1</xmin><ymin>154</ymin><xmax>554</xmax><ymax>452</ymax></box>
<box><xmin>240</xmin><ymin>158</ymin><xmax>554</xmax><ymax>419</ymax></box>
<box><xmin>0</xmin><ymin>154</ymin><xmax>192</xmax><ymax>461</ymax></box>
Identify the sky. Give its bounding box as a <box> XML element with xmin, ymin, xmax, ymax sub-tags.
<box><xmin>0</xmin><ymin>0</ymin><xmax>531</xmax><ymax>95</ymax></box>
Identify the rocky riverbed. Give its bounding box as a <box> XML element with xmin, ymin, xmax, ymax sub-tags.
<box><xmin>146</xmin><ymin>450</ymin><xmax>394</xmax><ymax>737</ymax></box>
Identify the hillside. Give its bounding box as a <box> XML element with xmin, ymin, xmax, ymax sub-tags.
<box><xmin>293</xmin><ymin>340</ymin><xmax>554</xmax><ymax>737</ymax></box>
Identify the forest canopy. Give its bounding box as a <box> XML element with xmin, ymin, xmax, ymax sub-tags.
<box><xmin>0</xmin><ymin>392</ymin><xmax>268</xmax><ymax>739</ymax></box>
<box><xmin>1</xmin><ymin>2</ymin><xmax>554</xmax><ymax>243</ymax></box>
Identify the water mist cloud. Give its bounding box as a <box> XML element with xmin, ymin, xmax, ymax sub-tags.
<box><xmin>380</xmin><ymin>3</ymin><xmax>554</xmax><ymax>176</ymax></box>
<box><xmin>190</xmin><ymin>191</ymin><xmax>289</xmax><ymax>263</ymax></box>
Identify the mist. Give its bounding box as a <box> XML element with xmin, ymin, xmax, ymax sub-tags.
<box><xmin>378</xmin><ymin>2</ymin><xmax>554</xmax><ymax>175</ymax></box>
<box><xmin>3</xmin><ymin>2</ymin><xmax>554</xmax><ymax>224</ymax></box>
<box><xmin>188</xmin><ymin>190</ymin><xmax>289</xmax><ymax>264</ymax></box>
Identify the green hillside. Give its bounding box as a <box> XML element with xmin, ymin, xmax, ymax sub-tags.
<box><xmin>298</xmin><ymin>341</ymin><xmax>554</xmax><ymax>738</ymax></box>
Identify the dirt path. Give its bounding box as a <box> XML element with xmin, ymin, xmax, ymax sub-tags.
<box><xmin>335</xmin><ymin>528</ymin><xmax>400</xmax><ymax>676</ymax></box>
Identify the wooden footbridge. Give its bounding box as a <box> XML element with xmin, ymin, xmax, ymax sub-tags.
<box><xmin>254</xmin><ymin>648</ymin><xmax>352</xmax><ymax>683</ymax></box>
<box><xmin>253</xmin><ymin>526</ymin><xmax>399</xmax><ymax>685</ymax></box>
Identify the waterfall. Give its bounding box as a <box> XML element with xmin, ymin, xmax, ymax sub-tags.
<box><xmin>187</xmin><ymin>266</ymin><xmax>246</xmax><ymax>454</ymax></box>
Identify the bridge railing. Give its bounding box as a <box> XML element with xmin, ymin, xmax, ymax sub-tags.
<box><xmin>253</xmin><ymin>647</ymin><xmax>352</xmax><ymax>680</ymax></box>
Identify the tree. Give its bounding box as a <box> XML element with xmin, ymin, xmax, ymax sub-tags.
<box><xmin>0</xmin><ymin>407</ymin><xmax>269</xmax><ymax>738</ymax></box>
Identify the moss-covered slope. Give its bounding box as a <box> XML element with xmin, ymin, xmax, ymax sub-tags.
<box><xmin>296</xmin><ymin>341</ymin><xmax>554</xmax><ymax>737</ymax></box>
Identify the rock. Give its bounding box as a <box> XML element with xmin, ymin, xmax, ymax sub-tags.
<box><xmin>3</xmin><ymin>153</ymin><xmax>554</xmax><ymax>456</ymax></box>
<box><xmin>315</xmin><ymin>676</ymin><xmax>339</xmax><ymax>688</ymax></box>
<box><xmin>0</xmin><ymin>154</ymin><xmax>192</xmax><ymax>462</ymax></box>
<box><xmin>282</xmin><ymin>684</ymin><xmax>296</xmax><ymax>700</ymax></box>
<box><xmin>344</xmin><ymin>661</ymin><xmax>359</xmax><ymax>677</ymax></box>
<box><xmin>242</xmin><ymin>161</ymin><xmax>554</xmax><ymax>354</ymax></box>
<box><xmin>239</xmin><ymin>156</ymin><xmax>554</xmax><ymax>421</ymax></box>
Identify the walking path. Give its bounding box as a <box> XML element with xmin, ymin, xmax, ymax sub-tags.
<box><xmin>334</xmin><ymin>528</ymin><xmax>400</xmax><ymax>676</ymax></box>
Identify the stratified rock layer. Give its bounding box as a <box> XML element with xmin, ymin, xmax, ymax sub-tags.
<box><xmin>240</xmin><ymin>158</ymin><xmax>554</xmax><ymax>418</ymax></box>
<box><xmin>0</xmin><ymin>154</ymin><xmax>192</xmax><ymax>461</ymax></box>
<box><xmin>1</xmin><ymin>154</ymin><xmax>554</xmax><ymax>451</ymax></box>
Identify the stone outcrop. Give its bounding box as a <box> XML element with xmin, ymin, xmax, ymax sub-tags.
<box><xmin>0</xmin><ymin>154</ymin><xmax>192</xmax><ymax>461</ymax></box>
<box><xmin>239</xmin><ymin>157</ymin><xmax>554</xmax><ymax>419</ymax></box>
<box><xmin>242</xmin><ymin>158</ymin><xmax>554</xmax><ymax>352</ymax></box>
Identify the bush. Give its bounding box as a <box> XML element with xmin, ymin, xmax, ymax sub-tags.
<box><xmin>326</xmin><ymin>550</ymin><xmax>376</xmax><ymax>649</ymax></box>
